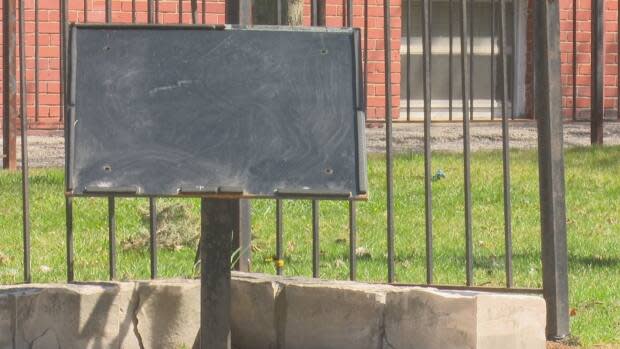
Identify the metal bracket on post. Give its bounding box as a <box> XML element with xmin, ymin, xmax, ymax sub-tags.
<box><xmin>200</xmin><ymin>198</ymin><xmax>235</xmax><ymax>349</ymax></box>
<box><xmin>533</xmin><ymin>0</ymin><xmax>570</xmax><ymax>340</ymax></box>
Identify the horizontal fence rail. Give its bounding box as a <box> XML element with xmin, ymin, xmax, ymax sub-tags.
<box><xmin>1</xmin><ymin>0</ymin><xmax>570</xmax><ymax>340</ymax></box>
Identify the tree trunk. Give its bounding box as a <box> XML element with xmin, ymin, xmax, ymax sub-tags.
<box><xmin>251</xmin><ymin>0</ymin><xmax>306</xmax><ymax>25</ymax></box>
<box><xmin>286</xmin><ymin>0</ymin><xmax>303</xmax><ymax>25</ymax></box>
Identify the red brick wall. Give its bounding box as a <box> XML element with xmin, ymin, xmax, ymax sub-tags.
<box><xmin>0</xmin><ymin>0</ymin><xmax>400</xmax><ymax>130</ymax></box>
<box><xmin>6</xmin><ymin>0</ymin><xmax>618</xmax><ymax>128</ymax></box>
<box><xmin>352</xmin><ymin>0</ymin><xmax>401</xmax><ymax>121</ymax></box>
<box><xmin>559</xmin><ymin>0</ymin><xmax>618</xmax><ymax>119</ymax></box>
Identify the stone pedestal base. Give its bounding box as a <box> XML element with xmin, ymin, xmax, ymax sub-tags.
<box><xmin>0</xmin><ymin>272</ymin><xmax>546</xmax><ymax>349</ymax></box>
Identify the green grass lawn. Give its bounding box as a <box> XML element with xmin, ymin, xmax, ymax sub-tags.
<box><xmin>1</xmin><ymin>146</ymin><xmax>619</xmax><ymax>346</ymax></box>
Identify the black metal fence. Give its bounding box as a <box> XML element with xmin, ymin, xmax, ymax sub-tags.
<box><xmin>399</xmin><ymin>0</ymin><xmax>519</xmax><ymax>122</ymax></box>
<box><xmin>2</xmin><ymin>0</ymin><xmax>570</xmax><ymax>340</ymax></box>
<box><xmin>575</xmin><ymin>0</ymin><xmax>619</xmax><ymax>144</ymax></box>
<box><xmin>394</xmin><ymin>0</ymin><xmax>619</xmax><ymax>134</ymax></box>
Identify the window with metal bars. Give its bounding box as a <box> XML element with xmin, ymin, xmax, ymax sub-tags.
<box><xmin>400</xmin><ymin>0</ymin><xmax>526</xmax><ymax>121</ymax></box>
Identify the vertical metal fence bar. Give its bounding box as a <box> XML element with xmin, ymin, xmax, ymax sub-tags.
<box><xmin>66</xmin><ymin>197</ymin><xmax>74</xmax><ymax>282</ymax></box>
<box><xmin>202</xmin><ymin>0</ymin><xmax>205</xmax><ymax>24</ymax></box>
<box><xmin>341</xmin><ymin>0</ymin><xmax>358</xmax><ymax>283</ymax></box>
<box><xmin>498</xmin><ymin>0</ymin><xmax>512</xmax><ymax>288</ymax></box>
<box><xmin>384</xmin><ymin>0</ymin><xmax>395</xmax><ymax>284</ymax></box>
<box><xmin>312</xmin><ymin>0</ymin><xmax>318</xmax><ymax>25</ymax></box>
<box><xmin>459</xmin><ymin>0</ymin><xmax>473</xmax><ymax>287</ymax></box>
<box><xmin>343</xmin><ymin>0</ymin><xmax>357</xmax><ymax>283</ymax></box>
<box><xmin>149</xmin><ymin>197</ymin><xmax>158</xmax><ymax>279</ymax></box>
<box><xmin>511</xmin><ymin>0</ymin><xmax>519</xmax><ymax>120</ymax></box>
<box><xmin>132</xmin><ymin>0</ymin><xmax>136</xmax><ymax>23</ymax></box>
<box><xmin>421</xmin><ymin>0</ymin><xmax>433</xmax><ymax>285</ymax></box>
<box><xmin>533</xmin><ymin>0</ymin><xmax>570</xmax><ymax>339</ymax></box>
<box><xmin>232</xmin><ymin>200</ymin><xmax>252</xmax><ymax>272</ymax></box>
<box><xmin>83</xmin><ymin>0</ymin><xmax>88</xmax><ymax>22</ymax></box>
<box><xmin>348</xmin><ymin>200</ymin><xmax>357</xmax><ymax>280</ymax></box>
<box><xmin>591</xmin><ymin>0</ymin><xmax>604</xmax><ymax>145</ymax></box>
<box><xmin>364</xmin><ymin>0</ymin><xmax>368</xmax><ymax>109</ymax></box>
<box><xmin>226</xmin><ymin>0</ymin><xmax>236</xmax><ymax>25</ymax></box>
<box><xmin>277</xmin><ymin>0</ymin><xmax>282</xmax><ymax>25</ymax></box>
<box><xmin>405</xmin><ymin>0</ymin><xmax>411</xmax><ymax>121</ymax></box>
<box><xmin>347</xmin><ymin>0</ymin><xmax>352</xmax><ymax>27</ymax></box>
<box><xmin>156</xmin><ymin>0</ymin><xmax>160</xmax><ymax>23</ymax></box>
<box><xmin>108</xmin><ymin>197</ymin><xmax>116</xmax><ymax>280</ymax></box>
<box><xmin>312</xmin><ymin>200</ymin><xmax>320</xmax><ymax>278</ymax></box>
<box><xmin>3</xmin><ymin>0</ymin><xmax>17</xmax><ymax>170</ymax></box>
<box><xmin>468</xmin><ymin>0</ymin><xmax>474</xmax><ymax>121</ymax></box>
<box><xmin>19</xmin><ymin>0</ymin><xmax>31</xmax><ymax>283</ymax></box>
<box><xmin>179</xmin><ymin>0</ymin><xmax>183</xmax><ymax>23</ymax></box>
<box><xmin>105</xmin><ymin>0</ymin><xmax>111</xmax><ymax>22</ymax></box>
<box><xmin>149</xmin><ymin>0</ymin><xmax>156</xmax><ymax>24</ymax></box>
<box><xmin>448</xmin><ymin>0</ymin><xmax>453</xmax><ymax>121</ymax></box>
<box><xmin>490</xmin><ymin>0</ymin><xmax>495</xmax><ymax>120</ymax></box>
<box><xmin>191</xmin><ymin>0</ymin><xmax>197</xmax><ymax>23</ymax></box>
<box><xmin>104</xmin><ymin>0</ymin><xmax>114</xmax><ymax>281</ymax></box>
<box><xmin>428</xmin><ymin>0</ymin><xmax>432</xmax><ymax>117</ymax></box>
<box><xmin>199</xmin><ymin>199</ymin><xmax>206</xmax><ymax>349</ymax></box>
<box><xmin>572</xmin><ymin>0</ymin><xmax>576</xmax><ymax>121</ymax></box>
<box><xmin>61</xmin><ymin>0</ymin><xmax>72</xmax><ymax>283</ymax></box>
<box><xmin>34</xmin><ymin>0</ymin><xmax>39</xmax><ymax>122</ymax></box>
<box><xmin>311</xmin><ymin>0</ymin><xmax>319</xmax><ymax>282</ymax></box>
<box><xmin>276</xmin><ymin>199</ymin><xmax>284</xmax><ymax>275</ymax></box>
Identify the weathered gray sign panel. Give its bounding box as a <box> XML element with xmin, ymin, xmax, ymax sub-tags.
<box><xmin>66</xmin><ymin>25</ymin><xmax>366</xmax><ymax>199</ymax></box>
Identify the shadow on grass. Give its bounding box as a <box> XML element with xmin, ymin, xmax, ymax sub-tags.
<box><xmin>565</xmin><ymin>146</ymin><xmax>620</xmax><ymax>170</ymax></box>
<box><xmin>569</xmin><ymin>254</ymin><xmax>620</xmax><ymax>268</ymax></box>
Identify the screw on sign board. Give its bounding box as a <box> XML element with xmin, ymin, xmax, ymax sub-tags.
<box><xmin>65</xmin><ymin>25</ymin><xmax>367</xmax><ymax>199</ymax></box>
<box><xmin>65</xmin><ymin>24</ymin><xmax>366</xmax><ymax>349</ymax></box>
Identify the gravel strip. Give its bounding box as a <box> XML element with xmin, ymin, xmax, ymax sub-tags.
<box><xmin>365</xmin><ymin>121</ymin><xmax>620</xmax><ymax>153</ymax></box>
<box><xmin>1</xmin><ymin>122</ymin><xmax>620</xmax><ymax>168</ymax></box>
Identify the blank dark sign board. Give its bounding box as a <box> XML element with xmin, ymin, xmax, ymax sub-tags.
<box><xmin>65</xmin><ymin>24</ymin><xmax>367</xmax><ymax>199</ymax></box>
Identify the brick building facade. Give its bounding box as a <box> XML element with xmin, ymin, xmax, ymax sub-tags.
<box><xmin>0</xmin><ymin>0</ymin><xmax>617</xmax><ymax>129</ymax></box>
<box><xmin>559</xmin><ymin>0</ymin><xmax>618</xmax><ymax>119</ymax></box>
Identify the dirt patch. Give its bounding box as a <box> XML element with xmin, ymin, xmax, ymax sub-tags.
<box><xmin>547</xmin><ymin>340</ymin><xmax>581</xmax><ymax>349</ymax></box>
<box><xmin>0</xmin><ymin>251</ymin><xmax>10</xmax><ymax>266</ymax></box>
<box><xmin>121</xmin><ymin>201</ymin><xmax>200</xmax><ymax>252</ymax></box>
<box><xmin>547</xmin><ymin>343</ymin><xmax>578</xmax><ymax>349</ymax></box>
<box><xmin>547</xmin><ymin>338</ymin><xmax>620</xmax><ymax>349</ymax></box>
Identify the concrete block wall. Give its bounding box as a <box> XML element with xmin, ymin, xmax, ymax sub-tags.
<box><xmin>559</xmin><ymin>0</ymin><xmax>619</xmax><ymax>118</ymax></box>
<box><xmin>0</xmin><ymin>272</ymin><xmax>547</xmax><ymax>349</ymax></box>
